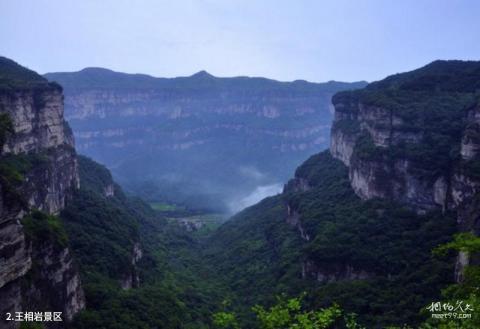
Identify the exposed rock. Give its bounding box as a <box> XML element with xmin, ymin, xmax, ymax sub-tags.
<box><xmin>284</xmin><ymin>177</ymin><xmax>311</xmax><ymax>194</ymax></box>
<box><xmin>103</xmin><ymin>184</ymin><xmax>115</xmax><ymax>197</ymax></box>
<box><xmin>330</xmin><ymin>125</ymin><xmax>358</xmax><ymax>166</ymax></box>
<box><xmin>178</xmin><ymin>218</ymin><xmax>205</xmax><ymax>232</ymax></box>
<box><xmin>301</xmin><ymin>260</ymin><xmax>372</xmax><ymax>283</ymax></box>
<box><xmin>0</xmin><ymin>219</ymin><xmax>32</xmax><ymax>289</ymax></box>
<box><xmin>121</xmin><ymin>242</ymin><xmax>143</xmax><ymax>290</ymax></box>
<box><xmin>330</xmin><ymin>92</ymin><xmax>478</xmax><ymax>213</ymax></box>
<box><xmin>0</xmin><ymin>280</ymin><xmax>22</xmax><ymax>329</ymax></box>
<box><xmin>22</xmin><ymin>244</ymin><xmax>86</xmax><ymax>321</ymax></box>
<box><xmin>0</xmin><ymin>89</ymin><xmax>73</xmax><ymax>154</ymax></box>
<box><xmin>286</xmin><ymin>204</ymin><xmax>310</xmax><ymax>241</ymax></box>
<box><xmin>0</xmin><ymin>60</ymin><xmax>85</xmax><ymax>327</ymax></box>
<box><xmin>454</xmin><ymin>251</ymin><xmax>470</xmax><ymax>283</ymax></box>
<box><xmin>330</xmin><ymin>63</ymin><xmax>480</xmax><ymax>281</ymax></box>
<box><xmin>461</xmin><ymin>106</ymin><xmax>480</xmax><ymax>161</ymax></box>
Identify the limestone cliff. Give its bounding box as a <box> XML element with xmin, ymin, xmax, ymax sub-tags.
<box><xmin>330</xmin><ymin>60</ymin><xmax>480</xmax><ymax>280</ymax></box>
<box><xmin>67</xmin><ymin>155</ymin><xmax>144</xmax><ymax>291</ymax></box>
<box><xmin>277</xmin><ymin>61</ymin><xmax>480</xmax><ymax>284</ymax></box>
<box><xmin>120</xmin><ymin>242</ymin><xmax>143</xmax><ymax>290</ymax></box>
<box><xmin>0</xmin><ymin>57</ymin><xmax>85</xmax><ymax>328</ymax></box>
<box><xmin>330</xmin><ymin>61</ymin><xmax>480</xmax><ymax>211</ymax></box>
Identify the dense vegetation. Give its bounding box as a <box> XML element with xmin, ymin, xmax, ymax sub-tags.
<box><xmin>204</xmin><ymin>151</ymin><xmax>456</xmax><ymax>328</ymax></box>
<box><xmin>0</xmin><ymin>125</ymin><xmax>50</xmax><ymax>212</ymax></box>
<box><xmin>62</xmin><ymin>156</ymin><xmax>229</xmax><ymax>329</ymax></box>
<box><xmin>22</xmin><ymin>210</ymin><xmax>68</xmax><ymax>248</ymax></box>
<box><xmin>0</xmin><ymin>56</ymin><xmax>60</xmax><ymax>91</ymax></box>
<box><xmin>213</xmin><ymin>294</ymin><xmax>347</xmax><ymax>329</ymax></box>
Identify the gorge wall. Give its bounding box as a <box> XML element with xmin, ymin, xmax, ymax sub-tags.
<box><xmin>330</xmin><ymin>61</ymin><xmax>480</xmax><ymax>215</ymax></box>
<box><xmin>0</xmin><ymin>57</ymin><xmax>85</xmax><ymax>328</ymax></box>
<box><xmin>329</xmin><ymin>60</ymin><xmax>480</xmax><ymax>279</ymax></box>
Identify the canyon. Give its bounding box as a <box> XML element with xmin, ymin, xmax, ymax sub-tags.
<box><xmin>44</xmin><ymin>68</ymin><xmax>366</xmax><ymax>212</ymax></box>
<box><xmin>1</xmin><ymin>56</ymin><xmax>480</xmax><ymax>328</ymax></box>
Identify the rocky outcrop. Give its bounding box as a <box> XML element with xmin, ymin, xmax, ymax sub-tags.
<box><xmin>0</xmin><ymin>87</ymin><xmax>80</xmax><ymax>214</ymax></box>
<box><xmin>121</xmin><ymin>242</ymin><xmax>143</xmax><ymax>290</ymax></box>
<box><xmin>454</xmin><ymin>251</ymin><xmax>470</xmax><ymax>283</ymax></box>
<box><xmin>330</xmin><ymin>91</ymin><xmax>480</xmax><ymax>214</ymax></box>
<box><xmin>452</xmin><ymin>105</ymin><xmax>480</xmax><ymax>212</ymax></box>
<box><xmin>329</xmin><ymin>61</ymin><xmax>480</xmax><ymax>281</ymax></box>
<box><xmin>0</xmin><ymin>58</ymin><xmax>84</xmax><ymax>328</ymax></box>
<box><xmin>301</xmin><ymin>260</ymin><xmax>372</xmax><ymax>283</ymax></box>
<box><xmin>0</xmin><ymin>219</ymin><xmax>31</xmax><ymax>289</ymax></box>
<box><xmin>23</xmin><ymin>244</ymin><xmax>85</xmax><ymax>321</ymax></box>
<box><xmin>283</xmin><ymin>171</ymin><xmax>313</xmax><ymax>242</ymax></box>
<box><xmin>286</xmin><ymin>204</ymin><xmax>310</xmax><ymax>241</ymax></box>
<box><xmin>330</xmin><ymin>95</ymin><xmax>447</xmax><ymax>212</ymax></box>
<box><xmin>103</xmin><ymin>183</ymin><xmax>115</xmax><ymax>197</ymax></box>
<box><xmin>1</xmin><ymin>88</ymin><xmax>73</xmax><ymax>154</ymax></box>
<box><xmin>284</xmin><ymin>177</ymin><xmax>311</xmax><ymax>194</ymax></box>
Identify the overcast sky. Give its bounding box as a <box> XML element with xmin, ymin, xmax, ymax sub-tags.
<box><xmin>1</xmin><ymin>0</ymin><xmax>479</xmax><ymax>82</ymax></box>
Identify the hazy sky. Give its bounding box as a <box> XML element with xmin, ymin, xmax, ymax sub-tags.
<box><xmin>1</xmin><ymin>0</ymin><xmax>479</xmax><ymax>82</ymax></box>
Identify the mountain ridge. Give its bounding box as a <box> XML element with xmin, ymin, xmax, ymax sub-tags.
<box><xmin>44</xmin><ymin>67</ymin><xmax>367</xmax><ymax>91</ymax></box>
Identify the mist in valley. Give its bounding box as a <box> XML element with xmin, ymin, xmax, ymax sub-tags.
<box><xmin>228</xmin><ymin>183</ymin><xmax>284</xmax><ymax>214</ymax></box>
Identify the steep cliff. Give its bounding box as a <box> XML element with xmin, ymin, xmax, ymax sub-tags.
<box><xmin>0</xmin><ymin>57</ymin><xmax>84</xmax><ymax>328</ymax></box>
<box><xmin>45</xmin><ymin>68</ymin><xmax>366</xmax><ymax>211</ymax></box>
<box><xmin>330</xmin><ymin>60</ymin><xmax>480</xmax><ymax>214</ymax></box>
<box><xmin>61</xmin><ymin>155</ymin><xmax>224</xmax><ymax>329</ymax></box>
<box><xmin>61</xmin><ymin>155</ymin><xmax>144</xmax><ymax>291</ymax></box>
<box><xmin>330</xmin><ymin>61</ymin><xmax>480</xmax><ymax>283</ymax></box>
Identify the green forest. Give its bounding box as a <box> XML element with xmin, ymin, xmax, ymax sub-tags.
<box><xmin>47</xmin><ymin>151</ymin><xmax>474</xmax><ymax>329</ymax></box>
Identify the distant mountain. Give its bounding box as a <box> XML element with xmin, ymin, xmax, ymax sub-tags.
<box><xmin>45</xmin><ymin>68</ymin><xmax>366</xmax><ymax>212</ymax></box>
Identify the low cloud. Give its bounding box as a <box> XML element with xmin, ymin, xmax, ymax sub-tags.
<box><xmin>229</xmin><ymin>183</ymin><xmax>283</xmax><ymax>214</ymax></box>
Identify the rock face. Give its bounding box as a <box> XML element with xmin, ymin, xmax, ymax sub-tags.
<box><xmin>330</xmin><ymin>60</ymin><xmax>480</xmax><ymax>280</ymax></box>
<box><xmin>24</xmin><ymin>243</ymin><xmax>85</xmax><ymax>321</ymax></box>
<box><xmin>0</xmin><ymin>57</ymin><xmax>84</xmax><ymax>328</ymax></box>
<box><xmin>330</xmin><ymin>61</ymin><xmax>480</xmax><ymax>213</ymax></box>
<box><xmin>280</xmin><ymin>61</ymin><xmax>480</xmax><ymax>284</ymax></box>
<box><xmin>45</xmin><ymin>68</ymin><xmax>366</xmax><ymax>211</ymax></box>
<box><xmin>286</xmin><ymin>204</ymin><xmax>310</xmax><ymax>241</ymax></box>
<box><xmin>330</xmin><ymin>98</ymin><xmax>449</xmax><ymax>212</ymax></box>
<box><xmin>301</xmin><ymin>260</ymin><xmax>371</xmax><ymax>283</ymax></box>
<box><xmin>120</xmin><ymin>242</ymin><xmax>143</xmax><ymax>290</ymax></box>
<box><xmin>1</xmin><ymin>88</ymin><xmax>74</xmax><ymax>154</ymax></box>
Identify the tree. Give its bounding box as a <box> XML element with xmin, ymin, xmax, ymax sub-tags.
<box><xmin>213</xmin><ymin>294</ymin><xmax>348</xmax><ymax>329</ymax></box>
